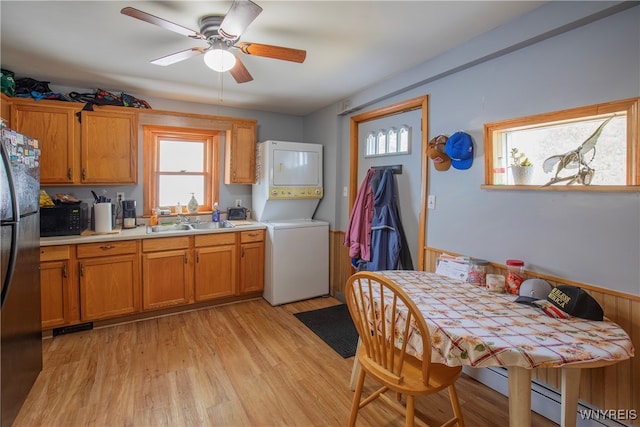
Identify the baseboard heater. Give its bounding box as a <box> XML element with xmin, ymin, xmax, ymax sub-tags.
<box><xmin>52</xmin><ymin>322</ymin><xmax>93</xmax><ymax>336</ymax></box>
<box><xmin>463</xmin><ymin>366</ymin><xmax>631</xmax><ymax>427</ymax></box>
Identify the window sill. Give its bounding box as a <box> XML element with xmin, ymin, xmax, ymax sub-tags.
<box><xmin>143</xmin><ymin>211</ymin><xmax>213</xmax><ymax>218</ymax></box>
<box><xmin>481</xmin><ymin>185</ymin><xmax>640</xmax><ymax>192</ymax></box>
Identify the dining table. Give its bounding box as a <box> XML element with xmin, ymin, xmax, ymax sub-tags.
<box><xmin>348</xmin><ymin>270</ymin><xmax>635</xmax><ymax>427</ymax></box>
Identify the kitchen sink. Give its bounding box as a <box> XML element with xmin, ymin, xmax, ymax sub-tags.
<box><xmin>191</xmin><ymin>221</ymin><xmax>235</xmax><ymax>230</ymax></box>
<box><xmin>147</xmin><ymin>224</ymin><xmax>190</xmax><ymax>233</ymax></box>
<box><xmin>147</xmin><ymin>221</ymin><xmax>235</xmax><ymax>233</ymax></box>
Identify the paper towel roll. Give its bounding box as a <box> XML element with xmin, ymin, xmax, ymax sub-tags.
<box><xmin>94</xmin><ymin>203</ymin><xmax>112</xmax><ymax>233</ymax></box>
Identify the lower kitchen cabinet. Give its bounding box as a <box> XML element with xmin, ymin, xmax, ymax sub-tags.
<box><xmin>40</xmin><ymin>227</ymin><xmax>266</xmax><ymax>329</ymax></box>
<box><xmin>239</xmin><ymin>230</ymin><xmax>265</xmax><ymax>294</ymax></box>
<box><xmin>77</xmin><ymin>241</ymin><xmax>140</xmax><ymax>321</ymax></box>
<box><xmin>40</xmin><ymin>245</ymin><xmax>78</xmax><ymax>329</ymax></box>
<box><xmin>40</xmin><ymin>261</ymin><xmax>70</xmax><ymax>329</ymax></box>
<box><xmin>141</xmin><ymin>237</ymin><xmax>192</xmax><ymax>310</ymax></box>
<box><xmin>194</xmin><ymin>233</ymin><xmax>237</xmax><ymax>301</ymax></box>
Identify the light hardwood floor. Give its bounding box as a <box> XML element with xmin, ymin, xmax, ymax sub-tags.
<box><xmin>15</xmin><ymin>297</ymin><xmax>558</xmax><ymax>426</ymax></box>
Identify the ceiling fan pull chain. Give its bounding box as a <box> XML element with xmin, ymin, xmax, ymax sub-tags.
<box><xmin>218</xmin><ymin>71</ymin><xmax>224</xmax><ymax>104</ymax></box>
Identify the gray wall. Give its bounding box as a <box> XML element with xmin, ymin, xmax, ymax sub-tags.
<box><xmin>304</xmin><ymin>2</ymin><xmax>640</xmax><ymax>295</ymax></box>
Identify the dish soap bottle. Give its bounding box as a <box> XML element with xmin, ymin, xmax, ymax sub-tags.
<box><xmin>187</xmin><ymin>193</ymin><xmax>198</xmax><ymax>213</ymax></box>
<box><xmin>212</xmin><ymin>202</ymin><xmax>220</xmax><ymax>223</ymax></box>
<box><xmin>150</xmin><ymin>208</ymin><xmax>158</xmax><ymax>226</ymax></box>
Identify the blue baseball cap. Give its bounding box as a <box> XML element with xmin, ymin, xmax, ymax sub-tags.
<box><xmin>445</xmin><ymin>131</ymin><xmax>473</xmax><ymax>170</ymax></box>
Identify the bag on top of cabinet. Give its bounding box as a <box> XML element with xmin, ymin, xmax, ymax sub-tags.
<box><xmin>1</xmin><ymin>69</ymin><xmax>16</xmax><ymax>96</ymax></box>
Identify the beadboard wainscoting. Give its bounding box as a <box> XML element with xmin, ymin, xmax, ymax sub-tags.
<box><xmin>329</xmin><ymin>230</ymin><xmax>352</xmax><ymax>300</ymax></box>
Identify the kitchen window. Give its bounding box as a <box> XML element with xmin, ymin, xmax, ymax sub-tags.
<box><xmin>483</xmin><ymin>98</ymin><xmax>639</xmax><ymax>190</ymax></box>
<box><xmin>143</xmin><ymin>125</ymin><xmax>219</xmax><ymax>215</ymax></box>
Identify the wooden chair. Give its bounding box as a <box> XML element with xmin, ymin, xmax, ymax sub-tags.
<box><xmin>345</xmin><ymin>271</ymin><xmax>465</xmax><ymax>427</ymax></box>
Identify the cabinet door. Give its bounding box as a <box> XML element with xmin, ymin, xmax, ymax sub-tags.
<box><xmin>80</xmin><ymin>110</ymin><xmax>137</xmax><ymax>184</ymax></box>
<box><xmin>40</xmin><ymin>260</ymin><xmax>70</xmax><ymax>329</ymax></box>
<box><xmin>142</xmin><ymin>249</ymin><xmax>191</xmax><ymax>310</ymax></box>
<box><xmin>1</xmin><ymin>95</ymin><xmax>11</xmax><ymax>124</ymax></box>
<box><xmin>11</xmin><ymin>103</ymin><xmax>78</xmax><ymax>184</ymax></box>
<box><xmin>79</xmin><ymin>254</ymin><xmax>139</xmax><ymax>321</ymax></box>
<box><xmin>225</xmin><ymin>122</ymin><xmax>256</xmax><ymax>184</ymax></box>
<box><xmin>194</xmin><ymin>245</ymin><xmax>236</xmax><ymax>300</ymax></box>
<box><xmin>239</xmin><ymin>241</ymin><xmax>264</xmax><ymax>294</ymax></box>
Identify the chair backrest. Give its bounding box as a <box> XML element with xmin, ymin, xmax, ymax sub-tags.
<box><xmin>345</xmin><ymin>271</ymin><xmax>433</xmax><ymax>386</ymax></box>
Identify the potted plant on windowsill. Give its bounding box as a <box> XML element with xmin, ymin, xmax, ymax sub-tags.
<box><xmin>510</xmin><ymin>148</ymin><xmax>534</xmax><ymax>185</ymax></box>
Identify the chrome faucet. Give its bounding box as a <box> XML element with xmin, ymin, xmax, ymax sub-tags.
<box><xmin>176</xmin><ymin>213</ymin><xmax>190</xmax><ymax>225</ymax></box>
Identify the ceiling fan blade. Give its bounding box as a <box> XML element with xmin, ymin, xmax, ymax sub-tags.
<box><xmin>151</xmin><ymin>47</ymin><xmax>207</xmax><ymax>66</ymax></box>
<box><xmin>218</xmin><ymin>0</ymin><xmax>263</xmax><ymax>41</ymax></box>
<box><xmin>229</xmin><ymin>56</ymin><xmax>253</xmax><ymax>83</ymax></box>
<box><xmin>121</xmin><ymin>7</ymin><xmax>204</xmax><ymax>40</ymax></box>
<box><xmin>235</xmin><ymin>42</ymin><xmax>306</xmax><ymax>63</ymax></box>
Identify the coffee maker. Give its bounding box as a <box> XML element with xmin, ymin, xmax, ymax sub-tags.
<box><xmin>122</xmin><ymin>200</ymin><xmax>136</xmax><ymax>229</ymax></box>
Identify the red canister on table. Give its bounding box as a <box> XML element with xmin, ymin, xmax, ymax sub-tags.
<box><xmin>505</xmin><ymin>259</ymin><xmax>525</xmax><ymax>294</ymax></box>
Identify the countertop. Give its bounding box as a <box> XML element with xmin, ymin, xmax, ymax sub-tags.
<box><xmin>40</xmin><ymin>220</ymin><xmax>266</xmax><ymax>246</ymax></box>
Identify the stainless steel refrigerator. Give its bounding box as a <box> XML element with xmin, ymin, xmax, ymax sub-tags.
<box><xmin>1</xmin><ymin>127</ymin><xmax>42</xmax><ymax>426</ymax></box>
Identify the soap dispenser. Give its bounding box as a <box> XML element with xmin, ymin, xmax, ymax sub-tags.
<box><xmin>212</xmin><ymin>202</ymin><xmax>220</xmax><ymax>222</ymax></box>
<box><xmin>187</xmin><ymin>193</ymin><xmax>198</xmax><ymax>213</ymax></box>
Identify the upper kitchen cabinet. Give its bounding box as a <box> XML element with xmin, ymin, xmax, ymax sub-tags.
<box><xmin>8</xmin><ymin>97</ymin><xmax>138</xmax><ymax>185</ymax></box>
<box><xmin>1</xmin><ymin>96</ymin><xmax>11</xmax><ymax>122</ymax></box>
<box><xmin>80</xmin><ymin>109</ymin><xmax>137</xmax><ymax>184</ymax></box>
<box><xmin>225</xmin><ymin>121</ymin><xmax>256</xmax><ymax>184</ymax></box>
<box><xmin>10</xmin><ymin>101</ymin><xmax>79</xmax><ymax>184</ymax></box>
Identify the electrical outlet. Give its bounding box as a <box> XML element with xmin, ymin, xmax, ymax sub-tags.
<box><xmin>235</xmin><ymin>199</ymin><xmax>241</xmax><ymax>207</ymax></box>
<box><xmin>116</xmin><ymin>192</ymin><xmax>125</xmax><ymax>204</ymax></box>
<box><xmin>427</xmin><ymin>194</ymin><xmax>436</xmax><ymax>209</ymax></box>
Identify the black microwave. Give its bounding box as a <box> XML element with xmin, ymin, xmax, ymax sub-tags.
<box><xmin>40</xmin><ymin>203</ymin><xmax>88</xmax><ymax>237</ymax></box>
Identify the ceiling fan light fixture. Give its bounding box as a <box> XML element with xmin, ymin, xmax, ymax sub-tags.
<box><xmin>204</xmin><ymin>49</ymin><xmax>236</xmax><ymax>72</ymax></box>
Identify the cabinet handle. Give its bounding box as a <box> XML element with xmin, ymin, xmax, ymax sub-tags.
<box><xmin>82</xmin><ymin>168</ymin><xmax>86</xmax><ymax>180</ymax></box>
<box><xmin>248</xmin><ymin>233</ymin><xmax>259</xmax><ymax>237</ymax></box>
<box><xmin>242</xmin><ymin>247</ymin><xmax>245</xmax><ymax>257</ymax></box>
<box><xmin>67</xmin><ymin>168</ymin><xmax>72</xmax><ymax>180</ymax></box>
<box><xmin>99</xmin><ymin>245</ymin><xmax>115</xmax><ymax>250</ymax></box>
<box><xmin>184</xmin><ymin>253</ymin><xmax>188</xmax><ymax>264</ymax></box>
<box><xmin>196</xmin><ymin>251</ymin><xmax>199</xmax><ymax>263</ymax></box>
<box><xmin>79</xmin><ymin>264</ymin><xmax>84</xmax><ymax>277</ymax></box>
<box><xmin>62</xmin><ymin>265</ymin><xmax>67</xmax><ymax>278</ymax></box>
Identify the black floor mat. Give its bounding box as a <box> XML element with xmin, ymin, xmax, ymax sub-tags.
<box><xmin>294</xmin><ymin>304</ymin><xmax>358</xmax><ymax>358</ymax></box>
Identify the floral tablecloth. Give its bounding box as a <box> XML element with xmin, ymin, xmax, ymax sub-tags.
<box><xmin>371</xmin><ymin>270</ymin><xmax>634</xmax><ymax>369</ymax></box>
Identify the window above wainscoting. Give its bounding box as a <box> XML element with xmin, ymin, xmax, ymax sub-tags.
<box><xmin>482</xmin><ymin>97</ymin><xmax>639</xmax><ymax>192</ymax></box>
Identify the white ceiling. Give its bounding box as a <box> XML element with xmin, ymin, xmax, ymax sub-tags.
<box><xmin>1</xmin><ymin>1</ymin><xmax>545</xmax><ymax>116</ymax></box>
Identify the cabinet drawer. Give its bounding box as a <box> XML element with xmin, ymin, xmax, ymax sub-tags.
<box><xmin>195</xmin><ymin>232</ymin><xmax>236</xmax><ymax>247</ymax></box>
<box><xmin>77</xmin><ymin>240</ymin><xmax>137</xmax><ymax>258</ymax></box>
<box><xmin>40</xmin><ymin>245</ymin><xmax>71</xmax><ymax>261</ymax></box>
<box><xmin>240</xmin><ymin>230</ymin><xmax>264</xmax><ymax>243</ymax></box>
<box><xmin>142</xmin><ymin>236</ymin><xmax>190</xmax><ymax>252</ymax></box>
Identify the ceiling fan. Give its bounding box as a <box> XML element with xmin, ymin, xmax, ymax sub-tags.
<box><xmin>121</xmin><ymin>0</ymin><xmax>306</xmax><ymax>83</ymax></box>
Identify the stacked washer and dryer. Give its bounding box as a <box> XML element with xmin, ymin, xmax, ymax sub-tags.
<box><xmin>252</xmin><ymin>140</ymin><xmax>329</xmax><ymax>305</ymax></box>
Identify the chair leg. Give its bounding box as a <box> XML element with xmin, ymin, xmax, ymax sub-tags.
<box><xmin>348</xmin><ymin>367</ymin><xmax>367</xmax><ymax>427</ymax></box>
<box><xmin>349</xmin><ymin>339</ymin><xmax>362</xmax><ymax>391</ymax></box>
<box><xmin>448</xmin><ymin>384</ymin><xmax>465</xmax><ymax>427</ymax></box>
<box><xmin>405</xmin><ymin>395</ymin><xmax>415</xmax><ymax>427</ymax></box>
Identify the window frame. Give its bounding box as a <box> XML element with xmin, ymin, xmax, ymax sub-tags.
<box><xmin>143</xmin><ymin>125</ymin><xmax>219</xmax><ymax>215</ymax></box>
<box><xmin>483</xmin><ymin>97</ymin><xmax>639</xmax><ymax>191</ymax></box>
